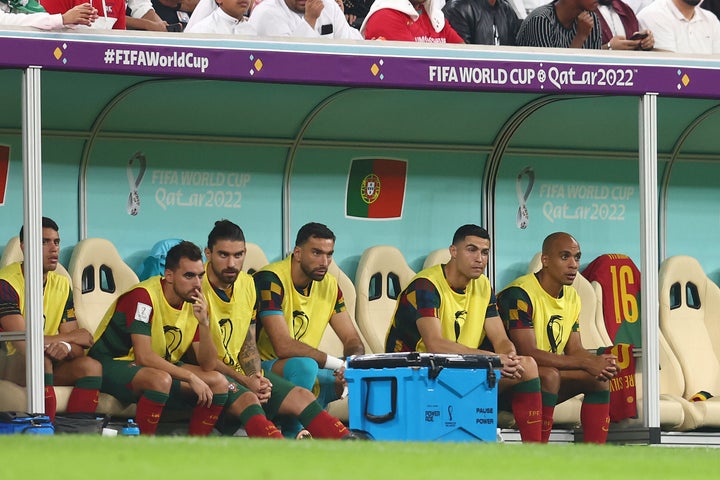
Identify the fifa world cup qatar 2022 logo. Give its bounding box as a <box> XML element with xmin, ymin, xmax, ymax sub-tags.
<box><xmin>360</xmin><ymin>174</ymin><xmax>381</xmax><ymax>205</ymax></box>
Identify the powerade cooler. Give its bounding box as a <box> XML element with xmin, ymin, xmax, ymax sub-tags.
<box><xmin>345</xmin><ymin>352</ymin><xmax>502</xmax><ymax>442</ymax></box>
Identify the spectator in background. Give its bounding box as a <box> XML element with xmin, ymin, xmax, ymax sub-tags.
<box><xmin>507</xmin><ymin>0</ymin><xmax>528</xmax><ymax>18</ymax></box>
<box><xmin>151</xmin><ymin>0</ymin><xmax>197</xmax><ymax>30</ymax></box>
<box><xmin>1</xmin><ymin>0</ymin><xmax>96</xmax><ymax>28</ymax></box>
<box><xmin>520</xmin><ymin>0</ymin><xmax>545</xmax><ymax>16</ymax></box>
<box><xmin>596</xmin><ymin>0</ymin><xmax>654</xmax><ymax>49</ymax></box>
<box><xmin>249</xmin><ymin>0</ymin><xmax>362</xmax><ymax>39</ymax></box>
<box><xmin>361</xmin><ymin>0</ymin><xmax>465</xmax><ymax>43</ymax></box>
<box><xmin>2</xmin><ymin>0</ymin><xmax>46</xmax><ymax>14</ymax></box>
<box><xmin>515</xmin><ymin>0</ymin><xmax>602</xmax><ymax>48</ymax></box>
<box><xmin>624</xmin><ymin>0</ymin><xmax>652</xmax><ymax>14</ymax></box>
<box><xmin>638</xmin><ymin>0</ymin><xmax>720</xmax><ymax>54</ymax></box>
<box><xmin>41</xmin><ymin>0</ymin><xmax>125</xmax><ymax>28</ymax></box>
<box><xmin>335</xmin><ymin>0</ymin><xmax>355</xmax><ymax>25</ymax></box>
<box><xmin>184</xmin><ymin>0</ymin><xmax>256</xmax><ymax>33</ymax></box>
<box><xmin>126</xmin><ymin>0</ymin><xmax>171</xmax><ymax>31</ymax></box>
<box><xmin>442</xmin><ymin>0</ymin><xmax>523</xmax><ymax>45</ymax></box>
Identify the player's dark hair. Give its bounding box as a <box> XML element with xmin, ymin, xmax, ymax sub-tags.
<box><xmin>19</xmin><ymin>217</ymin><xmax>59</xmax><ymax>243</ymax></box>
<box><xmin>165</xmin><ymin>241</ymin><xmax>203</xmax><ymax>271</ymax></box>
<box><xmin>295</xmin><ymin>222</ymin><xmax>335</xmax><ymax>247</ymax></box>
<box><xmin>207</xmin><ymin>219</ymin><xmax>245</xmax><ymax>250</ymax></box>
<box><xmin>452</xmin><ymin>224</ymin><xmax>489</xmax><ymax>245</ymax></box>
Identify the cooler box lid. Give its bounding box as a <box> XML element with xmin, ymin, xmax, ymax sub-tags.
<box><xmin>347</xmin><ymin>352</ymin><xmax>502</xmax><ymax>370</ymax></box>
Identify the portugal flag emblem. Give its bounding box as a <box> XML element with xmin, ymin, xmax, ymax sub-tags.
<box><xmin>361</xmin><ymin>174</ymin><xmax>381</xmax><ymax>204</ymax></box>
<box><xmin>346</xmin><ymin>159</ymin><xmax>407</xmax><ymax>219</ymax></box>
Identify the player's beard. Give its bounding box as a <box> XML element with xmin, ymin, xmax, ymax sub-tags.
<box><xmin>301</xmin><ymin>262</ymin><xmax>327</xmax><ymax>282</ymax></box>
<box><xmin>218</xmin><ymin>267</ymin><xmax>239</xmax><ymax>285</ymax></box>
<box><xmin>221</xmin><ymin>269</ymin><xmax>239</xmax><ymax>284</ymax></box>
<box><xmin>210</xmin><ymin>261</ymin><xmax>238</xmax><ymax>287</ymax></box>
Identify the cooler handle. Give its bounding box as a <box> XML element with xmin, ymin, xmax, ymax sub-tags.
<box><xmin>428</xmin><ymin>357</ymin><xmax>444</xmax><ymax>380</ymax></box>
<box><xmin>363</xmin><ymin>377</ymin><xmax>397</xmax><ymax>424</ymax></box>
<box><xmin>487</xmin><ymin>359</ymin><xmax>497</xmax><ymax>389</ymax></box>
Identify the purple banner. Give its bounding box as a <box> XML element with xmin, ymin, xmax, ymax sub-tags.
<box><xmin>1</xmin><ymin>34</ymin><xmax>719</xmax><ymax>98</ymax></box>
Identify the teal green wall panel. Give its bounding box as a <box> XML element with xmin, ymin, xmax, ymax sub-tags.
<box><xmin>665</xmin><ymin>161</ymin><xmax>720</xmax><ymax>283</ymax></box>
<box><xmin>94</xmin><ymin>80</ymin><xmax>344</xmax><ymax>139</ymax></box>
<box><xmin>289</xmin><ymin>147</ymin><xmax>486</xmax><ymax>279</ymax></box>
<box><xmin>301</xmin><ymin>89</ymin><xmax>539</xmax><ymax>146</ymax></box>
<box><xmin>0</xmin><ymin>70</ymin><xmax>22</xmax><ymax>131</ymax></box>
<box><xmin>0</xmin><ymin>136</ymin><xmax>25</xmax><ymax>243</ymax></box>
<box><xmin>85</xmin><ymin>140</ymin><xmax>286</xmax><ymax>273</ymax></box>
<box><xmin>41</xmin><ymin>72</ymin><xmax>151</xmax><ymax>132</ymax></box>
<box><xmin>672</xmin><ymin>115</ymin><xmax>720</xmax><ymax>156</ymax></box>
<box><xmin>656</xmin><ymin>98</ymin><xmax>720</xmax><ymax>155</ymax></box>
<box><xmin>0</xmin><ymin>136</ymin><xmax>82</xmax><ymax>266</ymax></box>
<box><xmin>494</xmin><ymin>155</ymin><xmax>641</xmax><ymax>290</ymax></box>
<box><xmin>508</xmin><ymin>96</ymin><xmax>640</xmax><ymax>152</ymax></box>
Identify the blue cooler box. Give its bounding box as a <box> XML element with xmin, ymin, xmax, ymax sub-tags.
<box><xmin>0</xmin><ymin>412</ymin><xmax>54</xmax><ymax>435</ymax></box>
<box><xmin>345</xmin><ymin>352</ymin><xmax>502</xmax><ymax>442</ymax></box>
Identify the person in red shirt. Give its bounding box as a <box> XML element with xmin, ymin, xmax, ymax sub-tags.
<box><xmin>361</xmin><ymin>0</ymin><xmax>465</xmax><ymax>43</ymax></box>
<box><xmin>41</xmin><ymin>0</ymin><xmax>126</xmax><ymax>29</ymax></box>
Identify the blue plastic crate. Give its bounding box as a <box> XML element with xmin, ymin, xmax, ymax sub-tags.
<box><xmin>345</xmin><ymin>353</ymin><xmax>501</xmax><ymax>442</ymax></box>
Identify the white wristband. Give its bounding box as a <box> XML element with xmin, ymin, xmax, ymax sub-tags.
<box><xmin>323</xmin><ymin>355</ymin><xmax>344</xmax><ymax>371</ymax></box>
<box><xmin>59</xmin><ymin>341</ymin><xmax>72</xmax><ymax>353</ymax></box>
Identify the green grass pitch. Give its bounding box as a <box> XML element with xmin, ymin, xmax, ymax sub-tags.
<box><xmin>1</xmin><ymin>436</ymin><xmax>719</xmax><ymax>480</ymax></box>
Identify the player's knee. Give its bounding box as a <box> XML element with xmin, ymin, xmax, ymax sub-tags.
<box><xmin>283</xmin><ymin>357</ymin><xmax>319</xmax><ymax>390</ymax></box>
<box><xmin>538</xmin><ymin>366</ymin><xmax>560</xmax><ymax>393</ymax></box>
<box><xmin>205</xmin><ymin>371</ymin><xmax>230</xmax><ymax>393</ymax></box>
<box><xmin>519</xmin><ymin>356</ymin><xmax>538</xmax><ymax>378</ymax></box>
<box><xmin>136</xmin><ymin>368</ymin><xmax>173</xmax><ymax>393</ymax></box>
<box><xmin>228</xmin><ymin>391</ymin><xmax>261</xmax><ymax>416</ymax></box>
<box><xmin>240</xmin><ymin>390</ymin><xmax>261</xmax><ymax>405</ymax></box>
<box><xmin>280</xmin><ymin>387</ymin><xmax>317</xmax><ymax>417</ymax></box>
<box><xmin>73</xmin><ymin>356</ymin><xmax>102</xmax><ymax>376</ymax></box>
<box><xmin>287</xmin><ymin>386</ymin><xmax>316</xmax><ymax>405</ymax></box>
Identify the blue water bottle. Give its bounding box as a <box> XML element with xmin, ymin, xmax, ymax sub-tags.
<box><xmin>121</xmin><ymin>419</ymin><xmax>140</xmax><ymax>436</ymax></box>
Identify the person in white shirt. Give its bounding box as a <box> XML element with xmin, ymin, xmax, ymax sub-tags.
<box><xmin>638</xmin><ymin>0</ymin><xmax>720</xmax><ymax>53</ymax></box>
<box><xmin>185</xmin><ymin>0</ymin><xmax>256</xmax><ymax>34</ymax></box>
<box><xmin>624</xmin><ymin>0</ymin><xmax>652</xmax><ymax>14</ymax></box>
<box><xmin>0</xmin><ymin>1</ymin><xmax>95</xmax><ymax>29</ymax></box>
<box><xmin>126</xmin><ymin>0</ymin><xmax>171</xmax><ymax>32</ymax></box>
<box><xmin>249</xmin><ymin>0</ymin><xmax>362</xmax><ymax>39</ymax></box>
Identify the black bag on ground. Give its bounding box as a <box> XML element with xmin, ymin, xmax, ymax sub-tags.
<box><xmin>53</xmin><ymin>413</ymin><xmax>109</xmax><ymax>434</ymax></box>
